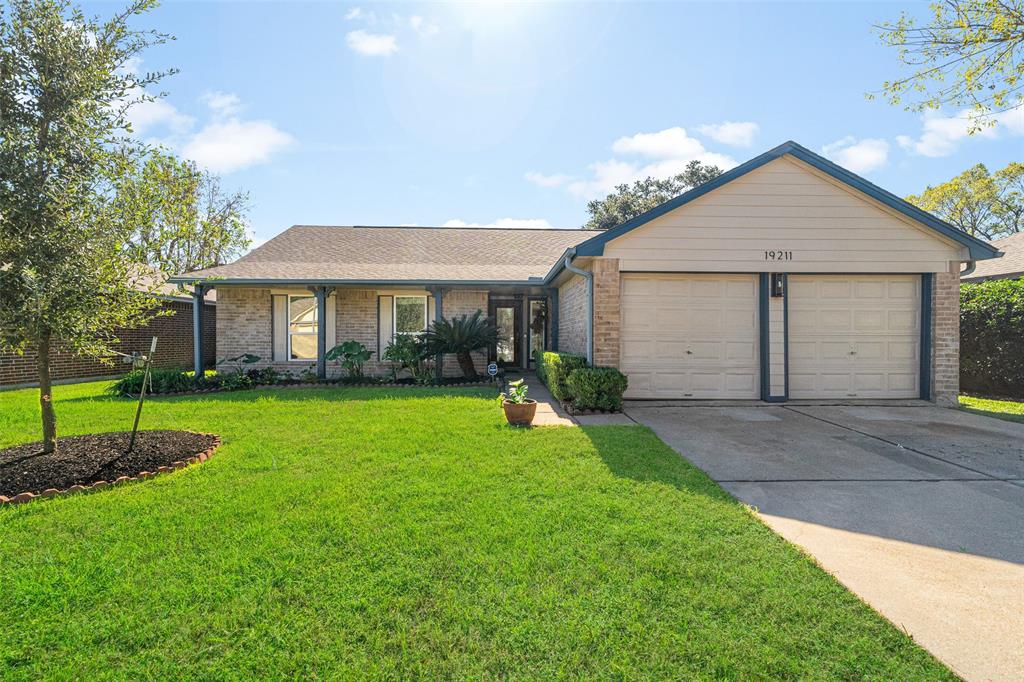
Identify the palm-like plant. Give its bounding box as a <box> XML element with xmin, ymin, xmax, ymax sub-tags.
<box><xmin>421</xmin><ymin>310</ymin><xmax>499</xmax><ymax>379</ymax></box>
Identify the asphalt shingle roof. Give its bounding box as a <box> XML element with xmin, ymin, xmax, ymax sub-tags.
<box><xmin>963</xmin><ymin>233</ymin><xmax>1024</xmax><ymax>281</ymax></box>
<box><xmin>175</xmin><ymin>225</ymin><xmax>599</xmax><ymax>284</ymax></box>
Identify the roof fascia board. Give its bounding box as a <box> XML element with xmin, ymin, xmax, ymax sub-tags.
<box><xmin>167</xmin><ymin>276</ymin><xmax>550</xmax><ymax>287</ymax></box>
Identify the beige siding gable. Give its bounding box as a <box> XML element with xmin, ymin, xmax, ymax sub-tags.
<box><xmin>603</xmin><ymin>156</ymin><xmax>965</xmax><ymax>273</ymax></box>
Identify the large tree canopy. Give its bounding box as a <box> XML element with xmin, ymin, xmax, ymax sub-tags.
<box><xmin>0</xmin><ymin>0</ymin><xmax>173</xmax><ymax>452</ymax></box>
<box><xmin>907</xmin><ymin>162</ymin><xmax>1024</xmax><ymax>239</ymax></box>
<box><xmin>124</xmin><ymin>150</ymin><xmax>251</xmax><ymax>274</ymax></box>
<box><xmin>875</xmin><ymin>0</ymin><xmax>1024</xmax><ymax>130</ymax></box>
<box><xmin>583</xmin><ymin>161</ymin><xmax>722</xmax><ymax>231</ymax></box>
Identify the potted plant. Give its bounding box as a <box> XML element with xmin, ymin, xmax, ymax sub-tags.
<box><xmin>499</xmin><ymin>379</ymin><xmax>537</xmax><ymax>426</ymax></box>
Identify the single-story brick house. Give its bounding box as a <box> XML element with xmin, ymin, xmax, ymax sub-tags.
<box><xmin>0</xmin><ymin>285</ymin><xmax>216</xmax><ymax>389</ymax></box>
<box><xmin>961</xmin><ymin>232</ymin><xmax>1022</xmax><ymax>282</ymax></box>
<box><xmin>173</xmin><ymin>141</ymin><xmax>1000</xmax><ymax>406</ymax></box>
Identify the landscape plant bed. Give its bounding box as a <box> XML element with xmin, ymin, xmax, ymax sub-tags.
<box><xmin>561</xmin><ymin>400</ymin><xmax>623</xmax><ymax>416</ymax></box>
<box><xmin>0</xmin><ymin>430</ymin><xmax>219</xmax><ymax>503</ymax></box>
<box><xmin>117</xmin><ymin>376</ymin><xmax>499</xmax><ymax>397</ymax></box>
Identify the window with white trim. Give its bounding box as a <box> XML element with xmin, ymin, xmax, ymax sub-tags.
<box><xmin>394</xmin><ymin>295</ymin><xmax>428</xmax><ymax>336</ymax></box>
<box><xmin>288</xmin><ymin>295</ymin><xmax>318</xmax><ymax>360</ymax></box>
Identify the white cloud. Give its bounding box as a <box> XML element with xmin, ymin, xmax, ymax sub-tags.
<box><xmin>896</xmin><ymin>110</ymin><xmax>1006</xmax><ymax>157</ymax></box>
<box><xmin>126</xmin><ymin>97</ymin><xmax>194</xmax><ymax>137</ymax></box>
<box><xmin>443</xmin><ymin>218</ymin><xmax>556</xmax><ymax>229</ymax></box>
<box><xmin>524</xmin><ymin>171</ymin><xmax>573</xmax><ymax>188</ymax></box>
<box><xmin>344</xmin><ymin>7</ymin><xmax>362</xmax><ymax>20</ymax></box>
<box><xmin>409</xmin><ymin>15</ymin><xmax>439</xmax><ymax>37</ymax></box>
<box><xmin>697</xmin><ymin>121</ymin><xmax>759</xmax><ymax>147</ymax></box>
<box><xmin>821</xmin><ymin>137</ymin><xmax>890</xmax><ymax>173</ymax></box>
<box><xmin>182</xmin><ymin>119</ymin><xmax>294</xmax><ymax>174</ymax></box>
<box><xmin>611</xmin><ymin>127</ymin><xmax>707</xmax><ymax>159</ymax></box>
<box><xmin>346</xmin><ymin>29</ymin><xmax>398</xmax><ymax>56</ymax></box>
<box><xmin>200</xmin><ymin>91</ymin><xmax>242</xmax><ymax>117</ymax></box>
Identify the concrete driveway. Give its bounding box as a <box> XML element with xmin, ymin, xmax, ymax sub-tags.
<box><xmin>626</xmin><ymin>402</ymin><xmax>1024</xmax><ymax>682</ymax></box>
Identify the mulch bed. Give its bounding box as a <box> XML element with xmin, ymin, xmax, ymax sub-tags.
<box><xmin>0</xmin><ymin>430</ymin><xmax>219</xmax><ymax>500</ymax></box>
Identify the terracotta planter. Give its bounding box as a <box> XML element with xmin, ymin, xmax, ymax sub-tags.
<box><xmin>502</xmin><ymin>399</ymin><xmax>537</xmax><ymax>426</ymax></box>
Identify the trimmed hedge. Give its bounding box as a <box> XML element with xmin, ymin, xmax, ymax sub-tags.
<box><xmin>566</xmin><ymin>367</ymin><xmax>629</xmax><ymax>411</ymax></box>
<box><xmin>535</xmin><ymin>351</ymin><xmax>588</xmax><ymax>401</ymax></box>
<box><xmin>961</xmin><ymin>278</ymin><xmax>1024</xmax><ymax>398</ymax></box>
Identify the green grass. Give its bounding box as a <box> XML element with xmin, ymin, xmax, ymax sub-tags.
<box><xmin>960</xmin><ymin>394</ymin><xmax>1024</xmax><ymax>424</ymax></box>
<box><xmin>0</xmin><ymin>381</ymin><xmax>951</xmax><ymax>680</ymax></box>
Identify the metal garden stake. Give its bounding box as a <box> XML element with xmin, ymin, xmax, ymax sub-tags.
<box><xmin>127</xmin><ymin>337</ymin><xmax>158</xmax><ymax>453</ymax></box>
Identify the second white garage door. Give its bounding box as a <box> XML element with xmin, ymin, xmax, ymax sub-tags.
<box><xmin>788</xmin><ymin>275</ymin><xmax>920</xmax><ymax>399</ymax></box>
<box><xmin>620</xmin><ymin>273</ymin><xmax>759</xmax><ymax>399</ymax></box>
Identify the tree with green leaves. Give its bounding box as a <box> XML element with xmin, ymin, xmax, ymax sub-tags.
<box><xmin>124</xmin><ymin>150</ymin><xmax>251</xmax><ymax>273</ymax></box>
<box><xmin>0</xmin><ymin>0</ymin><xmax>174</xmax><ymax>453</ymax></box>
<box><xmin>583</xmin><ymin>160</ymin><xmax>722</xmax><ymax>230</ymax></box>
<box><xmin>907</xmin><ymin>162</ymin><xmax>1024</xmax><ymax>238</ymax></box>
<box><xmin>875</xmin><ymin>0</ymin><xmax>1024</xmax><ymax>130</ymax></box>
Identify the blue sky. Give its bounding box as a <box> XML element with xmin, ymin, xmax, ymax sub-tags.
<box><xmin>97</xmin><ymin>0</ymin><xmax>1024</xmax><ymax>246</ymax></box>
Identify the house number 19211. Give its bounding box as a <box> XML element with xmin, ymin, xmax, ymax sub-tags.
<box><xmin>764</xmin><ymin>250</ymin><xmax>793</xmax><ymax>261</ymax></box>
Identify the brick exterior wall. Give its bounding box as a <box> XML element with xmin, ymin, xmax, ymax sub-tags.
<box><xmin>0</xmin><ymin>300</ymin><xmax>216</xmax><ymax>388</ymax></box>
<box><xmin>931</xmin><ymin>264</ymin><xmax>960</xmax><ymax>406</ymax></box>
<box><xmin>439</xmin><ymin>290</ymin><xmax>489</xmax><ymax>377</ymax></box>
<box><xmin>216</xmin><ymin>287</ymin><xmax>491</xmax><ymax>379</ymax></box>
<box><xmin>591</xmin><ymin>258</ymin><xmax>620</xmax><ymax>368</ymax></box>
<box><xmin>558</xmin><ymin>272</ymin><xmax>587</xmax><ymax>357</ymax></box>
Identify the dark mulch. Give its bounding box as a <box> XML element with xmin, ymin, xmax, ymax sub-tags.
<box><xmin>0</xmin><ymin>431</ymin><xmax>217</xmax><ymax>497</ymax></box>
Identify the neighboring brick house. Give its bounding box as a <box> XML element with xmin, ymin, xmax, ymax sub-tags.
<box><xmin>173</xmin><ymin>141</ymin><xmax>999</xmax><ymax>406</ymax></box>
<box><xmin>961</xmin><ymin>232</ymin><xmax>1023</xmax><ymax>282</ymax></box>
<box><xmin>0</xmin><ymin>293</ymin><xmax>216</xmax><ymax>389</ymax></box>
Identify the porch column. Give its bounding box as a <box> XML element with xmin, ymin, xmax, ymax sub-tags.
<box><xmin>192</xmin><ymin>284</ymin><xmax>207</xmax><ymax>377</ymax></box>
<box><xmin>430</xmin><ymin>287</ymin><xmax>444</xmax><ymax>380</ymax></box>
<box><xmin>311</xmin><ymin>286</ymin><xmax>331</xmax><ymax>380</ymax></box>
<box><xmin>548</xmin><ymin>287</ymin><xmax>559</xmax><ymax>351</ymax></box>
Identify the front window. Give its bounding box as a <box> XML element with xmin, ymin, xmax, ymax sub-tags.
<box><xmin>288</xmin><ymin>295</ymin><xmax>318</xmax><ymax>360</ymax></box>
<box><xmin>394</xmin><ymin>295</ymin><xmax>427</xmax><ymax>335</ymax></box>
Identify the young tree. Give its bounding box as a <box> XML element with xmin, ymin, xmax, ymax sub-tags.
<box><xmin>0</xmin><ymin>0</ymin><xmax>173</xmax><ymax>452</ymax></box>
<box><xmin>907</xmin><ymin>162</ymin><xmax>1024</xmax><ymax>239</ymax></box>
<box><xmin>583</xmin><ymin>161</ymin><xmax>722</xmax><ymax>230</ymax></box>
<box><xmin>125</xmin><ymin>150</ymin><xmax>251</xmax><ymax>273</ymax></box>
<box><xmin>875</xmin><ymin>0</ymin><xmax>1024</xmax><ymax>130</ymax></box>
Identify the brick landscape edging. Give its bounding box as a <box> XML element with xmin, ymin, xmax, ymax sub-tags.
<box><xmin>0</xmin><ymin>432</ymin><xmax>221</xmax><ymax>507</ymax></box>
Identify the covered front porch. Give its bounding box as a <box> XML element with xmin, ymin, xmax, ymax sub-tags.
<box><xmin>189</xmin><ymin>283</ymin><xmax>561</xmax><ymax>380</ymax></box>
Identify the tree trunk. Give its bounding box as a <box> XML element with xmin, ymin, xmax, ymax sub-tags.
<box><xmin>37</xmin><ymin>331</ymin><xmax>57</xmax><ymax>454</ymax></box>
<box><xmin>456</xmin><ymin>352</ymin><xmax>477</xmax><ymax>380</ymax></box>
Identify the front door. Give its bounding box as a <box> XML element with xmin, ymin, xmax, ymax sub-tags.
<box><xmin>489</xmin><ymin>299</ymin><xmax>522</xmax><ymax>367</ymax></box>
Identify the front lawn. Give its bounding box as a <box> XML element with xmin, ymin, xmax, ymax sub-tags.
<box><xmin>0</xmin><ymin>381</ymin><xmax>950</xmax><ymax>679</ymax></box>
<box><xmin>960</xmin><ymin>395</ymin><xmax>1024</xmax><ymax>424</ymax></box>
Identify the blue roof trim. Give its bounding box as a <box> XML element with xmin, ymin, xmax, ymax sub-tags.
<box><xmin>573</xmin><ymin>140</ymin><xmax>1000</xmax><ymax>261</ymax></box>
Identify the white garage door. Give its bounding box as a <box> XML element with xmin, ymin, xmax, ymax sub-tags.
<box><xmin>789</xmin><ymin>275</ymin><xmax>920</xmax><ymax>399</ymax></box>
<box><xmin>620</xmin><ymin>274</ymin><xmax>759</xmax><ymax>399</ymax></box>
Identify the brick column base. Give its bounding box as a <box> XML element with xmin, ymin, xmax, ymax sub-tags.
<box><xmin>591</xmin><ymin>258</ymin><xmax>620</xmax><ymax>368</ymax></box>
<box><xmin>931</xmin><ymin>263</ymin><xmax>960</xmax><ymax>407</ymax></box>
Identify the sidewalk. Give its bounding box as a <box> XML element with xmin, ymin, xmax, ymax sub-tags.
<box><xmin>505</xmin><ymin>373</ymin><xmax>634</xmax><ymax>427</ymax></box>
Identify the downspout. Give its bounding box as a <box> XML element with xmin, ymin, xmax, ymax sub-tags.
<box><xmin>562</xmin><ymin>250</ymin><xmax>593</xmax><ymax>365</ymax></box>
<box><xmin>960</xmin><ymin>260</ymin><xmax>976</xmax><ymax>278</ymax></box>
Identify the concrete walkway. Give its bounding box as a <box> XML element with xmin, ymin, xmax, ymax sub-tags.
<box><xmin>626</xmin><ymin>403</ymin><xmax>1024</xmax><ymax>682</ymax></box>
<box><xmin>506</xmin><ymin>374</ymin><xmax>634</xmax><ymax>426</ymax></box>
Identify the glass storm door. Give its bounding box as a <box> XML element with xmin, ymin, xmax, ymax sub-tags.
<box><xmin>489</xmin><ymin>300</ymin><xmax>521</xmax><ymax>367</ymax></box>
<box><xmin>528</xmin><ymin>299</ymin><xmax>547</xmax><ymax>366</ymax></box>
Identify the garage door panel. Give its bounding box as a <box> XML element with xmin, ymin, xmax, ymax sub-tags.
<box><xmin>621</xmin><ymin>274</ymin><xmax>759</xmax><ymax>399</ymax></box>
<box><xmin>790</xmin><ymin>275</ymin><xmax>920</xmax><ymax>399</ymax></box>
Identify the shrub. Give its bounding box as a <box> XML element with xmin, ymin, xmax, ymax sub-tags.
<box><xmin>383</xmin><ymin>335</ymin><xmax>434</xmax><ymax>383</ymax></box>
<box><xmin>421</xmin><ymin>311</ymin><xmax>498</xmax><ymax>380</ymax></box>
<box><xmin>533</xmin><ymin>349</ymin><xmax>546</xmax><ymax>383</ymax></box>
<box><xmin>326</xmin><ymin>340</ymin><xmax>373</xmax><ymax>378</ymax></box>
<box><xmin>537</xmin><ymin>351</ymin><xmax>587</xmax><ymax>401</ymax></box>
<box><xmin>246</xmin><ymin>366</ymin><xmax>283</xmax><ymax>385</ymax></box>
<box><xmin>110</xmin><ymin>368</ymin><xmax>194</xmax><ymax>396</ymax></box>
<box><xmin>961</xmin><ymin>279</ymin><xmax>1024</xmax><ymax>397</ymax></box>
<box><xmin>565</xmin><ymin>367</ymin><xmax>629</xmax><ymax>411</ymax></box>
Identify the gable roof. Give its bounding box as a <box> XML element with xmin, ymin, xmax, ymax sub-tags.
<box><xmin>172</xmin><ymin>225</ymin><xmax>598</xmax><ymax>285</ymax></box>
<box><xmin>572</xmin><ymin>140</ymin><xmax>1001</xmax><ymax>261</ymax></box>
<box><xmin>962</xmin><ymin>232</ymin><xmax>1024</xmax><ymax>281</ymax></box>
